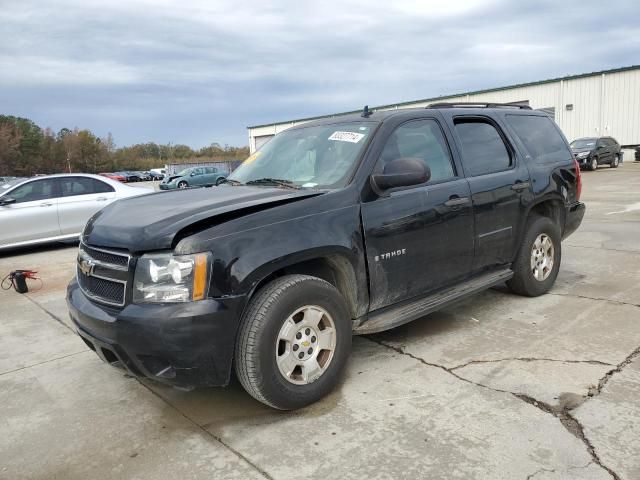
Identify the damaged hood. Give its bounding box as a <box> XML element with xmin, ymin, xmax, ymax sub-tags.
<box><xmin>83</xmin><ymin>185</ymin><xmax>323</xmax><ymax>251</ymax></box>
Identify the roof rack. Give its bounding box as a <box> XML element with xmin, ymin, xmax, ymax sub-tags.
<box><xmin>427</xmin><ymin>102</ymin><xmax>532</xmax><ymax>110</ymax></box>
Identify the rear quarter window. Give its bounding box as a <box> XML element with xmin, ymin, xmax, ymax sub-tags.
<box><xmin>506</xmin><ymin>114</ymin><xmax>571</xmax><ymax>164</ymax></box>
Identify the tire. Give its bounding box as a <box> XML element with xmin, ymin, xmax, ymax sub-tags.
<box><xmin>216</xmin><ymin>177</ymin><xmax>225</xmax><ymax>186</ymax></box>
<box><xmin>507</xmin><ymin>215</ymin><xmax>561</xmax><ymax>297</ymax></box>
<box><xmin>177</xmin><ymin>181</ymin><xmax>188</xmax><ymax>189</ymax></box>
<box><xmin>610</xmin><ymin>155</ymin><xmax>619</xmax><ymax>168</ymax></box>
<box><xmin>589</xmin><ymin>157</ymin><xmax>598</xmax><ymax>171</ymax></box>
<box><xmin>235</xmin><ymin>274</ymin><xmax>351</xmax><ymax>410</ymax></box>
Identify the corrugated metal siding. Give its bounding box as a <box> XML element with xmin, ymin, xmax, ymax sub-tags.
<box><xmin>248</xmin><ymin>68</ymin><xmax>640</xmax><ymax>151</ymax></box>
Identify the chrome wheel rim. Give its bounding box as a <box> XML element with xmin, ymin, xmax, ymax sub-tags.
<box><xmin>613</xmin><ymin>156</ymin><xmax>619</xmax><ymax>166</ymax></box>
<box><xmin>591</xmin><ymin>158</ymin><xmax>598</xmax><ymax>170</ymax></box>
<box><xmin>178</xmin><ymin>183</ymin><xmax>187</xmax><ymax>189</ymax></box>
<box><xmin>275</xmin><ymin>305</ymin><xmax>336</xmax><ymax>385</ymax></box>
<box><xmin>530</xmin><ymin>233</ymin><xmax>555</xmax><ymax>281</ymax></box>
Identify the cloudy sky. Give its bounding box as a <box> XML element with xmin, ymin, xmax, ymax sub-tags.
<box><xmin>1</xmin><ymin>0</ymin><xmax>638</xmax><ymax>147</ymax></box>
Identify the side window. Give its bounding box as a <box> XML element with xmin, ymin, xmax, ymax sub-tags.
<box><xmin>61</xmin><ymin>177</ymin><xmax>99</xmax><ymax>197</ymax></box>
<box><xmin>193</xmin><ymin>168</ymin><xmax>204</xmax><ymax>176</ymax></box>
<box><xmin>505</xmin><ymin>114</ymin><xmax>572</xmax><ymax>164</ymax></box>
<box><xmin>454</xmin><ymin>120</ymin><xmax>511</xmax><ymax>176</ymax></box>
<box><xmin>9</xmin><ymin>179</ymin><xmax>56</xmax><ymax>204</ymax></box>
<box><xmin>596</xmin><ymin>139</ymin><xmax>605</xmax><ymax>148</ymax></box>
<box><xmin>91</xmin><ymin>179</ymin><xmax>115</xmax><ymax>194</ymax></box>
<box><xmin>379</xmin><ymin>119</ymin><xmax>455</xmax><ymax>184</ymax></box>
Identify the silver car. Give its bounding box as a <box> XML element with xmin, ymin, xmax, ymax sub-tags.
<box><xmin>0</xmin><ymin>174</ymin><xmax>148</xmax><ymax>250</ymax></box>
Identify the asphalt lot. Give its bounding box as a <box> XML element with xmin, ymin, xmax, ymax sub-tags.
<box><xmin>1</xmin><ymin>164</ymin><xmax>639</xmax><ymax>480</ymax></box>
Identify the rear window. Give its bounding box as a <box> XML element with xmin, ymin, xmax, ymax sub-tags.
<box><xmin>506</xmin><ymin>115</ymin><xmax>571</xmax><ymax>164</ymax></box>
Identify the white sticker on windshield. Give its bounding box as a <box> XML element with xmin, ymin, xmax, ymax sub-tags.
<box><xmin>328</xmin><ymin>131</ymin><xmax>365</xmax><ymax>143</ymax></box>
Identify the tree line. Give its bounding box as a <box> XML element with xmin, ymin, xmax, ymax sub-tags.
<box><xmin>0</xmin><ymin>114</ymin><xmax>250</xmax><ymax>177</ymax></box>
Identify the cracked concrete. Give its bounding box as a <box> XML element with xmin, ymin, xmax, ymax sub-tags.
<box><xmin>1</xmin><ymin>162</ymin><xmax>639</xmax><ymax>479</ymax></box>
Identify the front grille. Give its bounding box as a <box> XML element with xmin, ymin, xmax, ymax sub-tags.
<box><xmin>81</xmin><ymin>243</ymin><xmax>129</xmax><ymax>269</ymax></box>
<box><xmin>77</xmin><ymin>271</ymin><xmax>125</xmax><ymax>305</ymax></box>
<box><xmin>77</xmin><ymin>243</ymin><xmax>130</xmax><ymax>307</ymax></box>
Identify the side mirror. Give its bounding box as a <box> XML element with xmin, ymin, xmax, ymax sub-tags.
<box><xmin>597</xmin><ymin>145</ymin><xmax>604</xmax><ymax>149</ymax></box>
<box><xmin>190</xmin><ymin>172</ymin><xmax>197</xmax><ymax>176</ymax></box>
<box><xmin>370</xmin><ymin>158</ymin><xmax>430</xmax><ymax>196</ymax></box>
<box><xmin>0</xmin><ymin>197</ymin><xmax>16</xmax><ymax>206</ymax></box>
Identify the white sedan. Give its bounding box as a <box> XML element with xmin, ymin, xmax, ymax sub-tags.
<box><xmin>0</xmin><ymin>174</ymin><xmax>148</xmax><ymax>250</ymax></box>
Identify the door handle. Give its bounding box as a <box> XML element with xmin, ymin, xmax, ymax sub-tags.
<box><xmin>96</xmin><ymin>197</ymin><xmax>108</xmax><ymax>201</ymax></box>
<box><xmin>444</xmin><ymin>196</ymin><xmax>470</xmax><ymax>207</ymax></box>
<box><xmin>511</xmin><ymin>181</ymin><xmax>530</xmax><ymax>191</ymax></box>
<box><xmin>39</xmin><ymin>202</ymin><xmax>53</xmax><ymax>207</ymax></box>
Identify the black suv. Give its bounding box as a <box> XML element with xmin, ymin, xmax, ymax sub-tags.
<box><xmin>570</xmin><ymin>136</ymin><xmax>622</xmax><ymax>170</ymax></box>
<box><xmin>67</xmin><ymin>103</ymin><xmax>585</xmax><ymax>410</ymax></box>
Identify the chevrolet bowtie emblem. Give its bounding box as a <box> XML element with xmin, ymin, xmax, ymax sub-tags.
<box><xmin>79</xmin><ymin>257</ymin><xmax>95</xmax><ymax>276</ymax></box>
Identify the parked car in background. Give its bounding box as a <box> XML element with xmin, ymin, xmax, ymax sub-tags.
<box><xmin>100</xmin><ymin>172</ymin><xmax>126</xmax><ymax>182</ymax></box>
<box><xmin>159</xmin><ymin>166</ymin><xmax>227</xmax><ymax>189</ymax></box>
<box><xmin>0</xmin><ymin>174</ymin><xmax>148</xmax><ymax>250</ymax></box>
<box><xmin>570</xmin><ymin>136</ymin><xmax>622</xmax><ymax>170</ymax></box>
<box><xmin>150</xmin><ymin>168</ymin><xmax>166</xmax><ymax>177</ymax></box>
<box><xmin>146</xmin><ymin>171</ymin><xmax>164</xmax><ymax>180</ymax></box>
<box><xmin>134</xmin><ymin>171</ymin><xmax>152</xmax><ymax>181</ymax></box>
<box><xmin>0</xmin><ymin>176</ymin><xmax>17</xmax><ymax>184</ymax></box>
<box><xmin>114</xmin><ymin>171</ymin><xmax>141</xmax><ymax>182</ymax></box>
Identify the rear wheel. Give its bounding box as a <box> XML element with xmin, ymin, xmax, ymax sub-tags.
<box><xmin>507</xmin><ymin>215</ymin><xmax>561</xmax><ymax>297</ymax></box>
<box><xmin>610</xmin><ymin>154</ymin><xmax>619</xmax><ymax>168</ymax></box>
<box><xmin>177</xmin><ymin>181</ymin><xmax>188</xmax><ymax>189</ymax></box>
<box><xmin>216</xmin><ymin>177</ymin><xmax>225</xmax><ymax>186</ymax></box>
<box><xmin>235</xmin><ymin>275</ymin><xmax>351</xmax><ymax>410</ymax></box>
<box><xmin>590</xmin><ymin>157</ymin><xmax>598</xmax><ymax>171</ymax></box>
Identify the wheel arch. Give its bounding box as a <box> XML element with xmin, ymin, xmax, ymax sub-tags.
<box><xmin>244</xmin><ymin>250</ymin><xmax>367</xmax><ymax>321</ymax></box>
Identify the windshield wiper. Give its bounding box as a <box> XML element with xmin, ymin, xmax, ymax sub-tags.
<box><xmin>245</xmin><ymin>178</ymin><xmax>300</xmax><ymax>189</ymax></box>
<box><xmin>219</xmin><ymin>178</ymin><xmax>244</xmax><ymax>186</ymax></box>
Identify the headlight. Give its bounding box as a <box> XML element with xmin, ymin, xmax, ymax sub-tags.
<box><xmin>576</xmin><ymin>151</ymin><xmax>590</xmax><ymax>158</ymax></box>
<box><xmin>133</xmin><ymin>252</ymin><xmax>211</xmax><ymax>303</ymax></box>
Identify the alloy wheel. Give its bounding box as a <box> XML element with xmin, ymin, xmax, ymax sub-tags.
<box><xmin>275</xmin><ymin>305</ymin><xmax>337</xmax><ymax>385</ymax></box>
<box><xmin>530</xmin><ymin>233</ymin><xmax>555</xmax><ymax>281</ymax></box>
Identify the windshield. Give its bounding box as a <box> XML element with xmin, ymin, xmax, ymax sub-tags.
<box><xmin>228</xmin><ymin>121</ymin><xmax>375</xmax><ymax>188</ymax></box>
<box><xmin>570</xmin><ymin>138</ymin><xmax>596</xmax><ymax>149</ymax></box>
<box><xmin>177</xmin><ymin>168</ymin><xmax>191</xmax><ymax>176</ymax></box>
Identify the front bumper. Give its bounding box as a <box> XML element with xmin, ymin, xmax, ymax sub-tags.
<box><xmin>563</xmin><ymin>201</ymin><xmax>586</xmax><ymax>239</ymax></box>
<box><xmin>158</xmin><ymin>183</ymin><xmax>174</xmax><ymax>190</ymax></box>
<box><xmin>67</xmin><ymin>279</ymin><xmax>246</xmax><ymax>388</ymax></box>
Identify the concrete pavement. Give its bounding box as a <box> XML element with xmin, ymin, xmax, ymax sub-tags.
<box><xmin>1</xmin><ymin>163</ymin><xmax>639</xmax><ymax>480</ymax></box>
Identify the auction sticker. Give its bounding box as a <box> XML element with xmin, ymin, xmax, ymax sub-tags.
<box><xmin>328</xmin><ymin>131</ymin><xmax>365</xmax><ymax>143</ymax></box>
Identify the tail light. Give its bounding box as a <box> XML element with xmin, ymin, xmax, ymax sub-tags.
<box><xmin>573</xmin><ymin>158</ymin><xmax>582</xmax><ymax>201</ymax></box>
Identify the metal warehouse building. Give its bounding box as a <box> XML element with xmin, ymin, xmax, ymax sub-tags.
<box><xmin>247</xmin><ymin>65</ymin><xmax>640</xmax><ymax>156</ymax></box>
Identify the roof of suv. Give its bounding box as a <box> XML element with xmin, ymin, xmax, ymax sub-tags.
<box><xmin>286</xmin><ymin>104</ymin><xmax>544</xmax><ymax>131</ymax></box>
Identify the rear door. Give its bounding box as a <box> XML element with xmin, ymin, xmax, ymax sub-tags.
<box><xmin>57</xmin><ymin>177</ymin><xmax>116</xmax><ymax>234</ymax></box>
<box><xmin>361</xmin><ymin>116</ymin><xmax>475</xmax><ymax>310</ymax></box>
<box><xmin>596</xmin><ymin>138</ymin><xmax>612</xmax><ymax>164</ymax></box>
<box><xmin>0</xmin><ymin>178</ymin><xmax>61</xmax><ymax>246</ymax></box>
<box><xmin>448</xmin><ymin>115</ymin><xmax>532</xmax><ymax>272</ymax></box>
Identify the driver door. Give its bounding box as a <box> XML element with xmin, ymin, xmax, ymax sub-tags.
<box><xmin>190</xmin><ymin>167</ymin><xmax>205</xmax><ymax>186</ymax></box>
<box><xmin>361</xmin><ymin>117</ymin><xmax>475</xmax><ymax>311</ymax></box>
<box><xmin>0</xmin><ymin>178</ymin><xmax>61</xmax><ymax>247</ymax></box>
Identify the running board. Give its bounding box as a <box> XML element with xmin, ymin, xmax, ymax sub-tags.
<box><xmin>353</xmin><ymin>269</ymin><xmax>514</xmax><ymax>335</ymax></box>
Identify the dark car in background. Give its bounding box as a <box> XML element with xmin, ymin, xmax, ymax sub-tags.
<box><xmin>570</xmin><ymin>136</ymin><xmax>622</xmax><ymax>170</ymax></box>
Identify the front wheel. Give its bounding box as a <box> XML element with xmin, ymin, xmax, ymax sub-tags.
<box><xmin>177</xmin><ymin>181</ymin><xmax>188</xmax><ymax>189</ymax></box>
<box><xmin>235</xmin><ymin>275</ymin><xmax>351</xmax><ymax>410</ymax></box>
<box><xmin>507</xmin><ymin>215</ymin><xmax>561</xmax><ymax>297</ymax></box>
<box><xmin>590</xmin><ymin>157</ymin><xmax>598</xmax><ymax>171</ymax></box>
